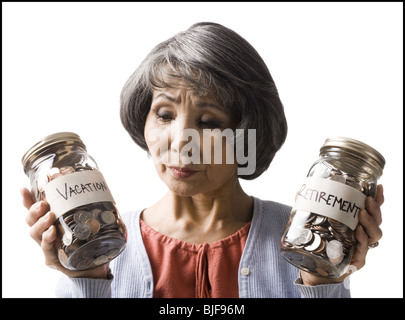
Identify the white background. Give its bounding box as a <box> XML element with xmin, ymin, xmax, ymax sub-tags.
<box><xmin>2</xmin><ymin>2</ymin><xmax>403</xmax><ymax>298</ymax></box>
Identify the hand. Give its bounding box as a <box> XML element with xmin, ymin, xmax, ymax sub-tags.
<box><xmin>301</xmin><ymin>184</ymin><xmax>384</xmax><ymax>286</ymax></box>
<box><xmin>21</xmin><ymin>187</ymin><xmax>110</xmax><ymax>279</ymax></box>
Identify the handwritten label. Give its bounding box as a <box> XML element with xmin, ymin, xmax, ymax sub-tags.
<box><xmin>43</xmin><ymin>170</ymin><xmax>115</xmax><ymax>218</ymax></box>
<box><xmin>293</xmin><ymin>177</ymin><xmax>366</xmax><ymax>230</ymax></box>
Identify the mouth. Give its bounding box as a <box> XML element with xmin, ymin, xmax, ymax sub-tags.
<box><xmin>167</xmin><ymin>166</ymin><xmax>199</xmax><ymax>179</ymax></box>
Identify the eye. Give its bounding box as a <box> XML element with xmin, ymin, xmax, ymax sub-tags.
<box><xmin>198</xmin><ymin>118</ymin><xmax>222</xmax><ymax>129</ymax></box>
<box><xmin>156</xmin><ymin>109</ymin><xmax>174</xmax><ymax>123</ymax></box>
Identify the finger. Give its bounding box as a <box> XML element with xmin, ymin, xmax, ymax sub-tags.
<box><xmin>29</xmin><ymin>211</ymin><xmax>55</xmax><ymax>245</ymax></box>
<box><xmin>358</xmin><ymin>208</ymin><xmax>383</xmax><ymax>245</ymax></box>
<box><xmin>350</xmin><ymin>225</ymin><xmax>369</xmax><ymax>270</ymax></box>
<box><xmin>25</xmin><ymin>200</ymin><xmax>50</xmax><ymax>227</ymax></box>
<box><xmin>374</xmin><ymin>184</ymin><xmax>384</xmax><ymax>207</ymax></box>
<box><xmin>365</xmin><ymin>196</ymin><xmax>382</xmax><ymax>226</ymax></box>
<box><xmin>41</xmin><ymin>225</ymin><xmax>60</xmax><ymax>269</ymax></box>
<box><xmin>21</xmin><ymin>187</ymin><xmax>35</xmax><ymax>210</ymax></box>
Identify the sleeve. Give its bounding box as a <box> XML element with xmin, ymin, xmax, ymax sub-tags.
<box><xmin>55</xmin><ymin>270</ymin><xmax>114</xmax><ymax>298</ymax></box>
<box><xmin>293</xmin><ymin>276</ymin><xmax>351</xmax><ymax>298</ymax></box>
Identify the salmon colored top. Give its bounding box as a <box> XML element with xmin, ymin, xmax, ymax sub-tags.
<box><xmin>140</xmin><ymin>219</ymin><xmax>251</xmax><ymax>298</ymax></box>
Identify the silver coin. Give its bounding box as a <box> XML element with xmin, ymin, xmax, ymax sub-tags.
<box><xmin>106</xmin><ymin>248</ymin><xmax>121</xmax><ymax>259</ymax></box>
<box><xmin>304</xmin><ymin>233</ymin><xmax>322</xmax><ymax>251</ymax></box>
<box><xmin>103</xmin><ymin>202</ymin><xmax>115</xmax><ymax>211</ymax></box>
<box><xmin>91</xmin><ymin>207</ymin><xmax>102</xmax><ymax>218</ymax></box>
<box><xmin>312</xmin><ymin>215</ymin><xmax>326</xmax><ymax>226</ymax></box>
<box><xmin>76</xmin><ymin>257</ymin><xmax>94</xmax><ymax>270</ymax></box>
<box><xmin>74</xmin><ymin>210</ymin><xmax>89</xmax><ymax>224</ymax></box>
<box><xmin>326</xmin><ymin>240</ymin><xmax>344</xmax><ymax>264</ymax></box>
<box><xmin>78</xmin><ymin>210</ymin><xmax>93</xmax><ymax>223</ymax></box>
<box><xmin>74</xmin><ymin>223</ymin><xmax>91</xmax><ymax>240</ymax></box>
<box><xmin>100</xmin><ymin>211</ymin><xmax>116</xmax><ymax>224</ymax></box>
<box><xmin>93</xmin><ymin>254</ymin><xmax>109</xmax><ymax>266</ymax></box>
<box><xmin>292</xmin><ymin>229</ymin><xmax>313</xmax><ymax>246</ymax></box>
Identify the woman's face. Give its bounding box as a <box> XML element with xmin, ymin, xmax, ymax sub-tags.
<box><xmin>144</xmin><ymin>79</ymin><xmax>239</xmax><ymax>196</ymax></box>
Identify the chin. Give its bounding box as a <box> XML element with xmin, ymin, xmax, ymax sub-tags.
<box><xmin>168</xmin><ymin>184</ymin><xmax>201</xmax><ymax>197</ymax></box>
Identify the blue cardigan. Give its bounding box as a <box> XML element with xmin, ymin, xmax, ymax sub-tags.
<box><xmin>55</xmin><ymin>197</ymin><xmax>350</xmax><ymax>298</ymax></box>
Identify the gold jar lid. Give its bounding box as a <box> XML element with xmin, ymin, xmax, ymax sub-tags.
<box><xmin>320</xmin><ymin>136</ymin><xmax>385</xmax><ymax>178</ymax></box>
<box><xmin>22</xmin><ymin>132</ymin><xmax>86</xmax><ymax>174</ymax></box>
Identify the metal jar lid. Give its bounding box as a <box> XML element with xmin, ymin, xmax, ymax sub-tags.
<box><xmin>22</xmin><ymin>132</ymin><xmax>86</xmax><ymax>174</ymax></box>
<box><xmin>320</xmin><ymin>136</ymin><xmax>385</xmax><ymax>178</ymax></box>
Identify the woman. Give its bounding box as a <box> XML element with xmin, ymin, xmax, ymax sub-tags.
<box><xmin>21</xmin><ymin>22</ymin><xmax>384</xmax><ymax>298</ymax></box>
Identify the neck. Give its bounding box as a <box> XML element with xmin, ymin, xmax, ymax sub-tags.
<box><xmin>143</xmin><ymin>176</ymin><xmax>253</xmax><ymax>243</ymax></box>
<box><xmin>170</xmin><ymin>177</ymin><xmax>252</xmax><ymax>225</ymax></box>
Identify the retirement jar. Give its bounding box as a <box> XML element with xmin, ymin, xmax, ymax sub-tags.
<box><xmin>22</xmin><ymin>132</ymin><xmax>127</xmax><ymax>271</ymax></box>
<box><xmin>280</xmin><ymin>137</ymin><xmax>385</xmax><ymax>278</ymax></box>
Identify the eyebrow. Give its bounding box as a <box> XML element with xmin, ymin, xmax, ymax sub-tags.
<box><xmin>154</xmin><ymin>93</ymin><xmax>225</xmax><ymax>112</ymax></box>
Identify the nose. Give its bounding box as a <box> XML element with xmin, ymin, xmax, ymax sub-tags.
<box><xmin>169</xmin><ymin>119</ymin><xmax>201</xmax><ymax>165</ymax></box>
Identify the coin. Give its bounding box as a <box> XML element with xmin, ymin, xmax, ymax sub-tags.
<box><xmin>93</xmin><ymin>254</ymin><xmax>109</xmax><ymax>266</ymax></box>
<box><xmin>59</xmin><ymin>166</ymin><xmax>75</xmax><ymax>175</ymax></box>
<box><xmin>311</xmin><ymin>225</ymin><xmax>329</xmax><ymax>233</ymax></box>
<box><xmin>292</xmin><ymin>229</ymin><xmax>313</xmax><ymax>246</ymax></box>
<box><xmin>312</xmin><ymin>238</ymin><xmax>326</xmax><ymax>254</ymax></box>
<box><xmin>91</xmin><ymin>207</ymin><xmax>102</xmax><ymax>218</ymax></box>
<box><xmin>78</xmin><ymin>210</ymin><xmax>93</xmax><ymax>223</ymax></box>
<box><xmin>326</xmin><ymin>240</ymin><xmax>344</xmax><ymax>265</ymax></box>
<box><xmin>85</xmin><ymin>218</ymin><xmax>101</xmax><ymax>234</ymax></box>
<box><xmin>74</xmin><ymin>210</ymin><xmax>88</xmax><ymax>224</ymax></box>
<box><xmin>106</xmin><ymin>248</ymin><xmax>121</xmax><ymax>259</ymax></box>
<box><xmin>100</xmin><ymin>210</ymin><xmax>116</xmax><ymax>224</ymax></box>
<box><xmin>103</xmin><ymin>202</ymin><xmax>115</xmax><ymax>211</ymax></box>
<box><xmin>312</xmin><ymin>215</ymin><xmax>326</xmax><ymax>226</ymax></box>
<box><xmin>304</xmin><ymin>233</ymin><xmax>322</xmax><ymax>251</ymax></box>
<box><xmin>76</xmin><ymin>257</ymin><xmax>94</xmax><ymax>270</ymax></box>
<box><xmin>74</xmin><ymin>223</ymin><xmax>91</xmax><ymax>240</ymax></box>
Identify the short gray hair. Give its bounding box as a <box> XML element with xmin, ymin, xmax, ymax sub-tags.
<box><xmin>120</xmin><ymin>22</ymin><xmax>288</xmax><ymax>180</ymax></box>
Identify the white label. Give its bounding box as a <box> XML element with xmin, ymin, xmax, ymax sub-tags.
<box><xmin>43</xmin><ymin>170</ymin><xmax>115</xmax><ymax>218</ymax></box>
<box><xmin>293</xmin><ymin>177</ymin><xmax>366</xmax><ymax>230</ymax></box>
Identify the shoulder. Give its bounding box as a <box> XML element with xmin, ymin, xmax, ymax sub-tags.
<box><xmin>250</xmin><ymin>197</ymin><xmax>292</xmax><ymax>241</ymax></box>
<box><xmin>254</xmin><ymin>197</ymin><xmax>292</xmax><ymax>224</ymax></box>
<box><xmin>120</xmin><ymin>209</ymin><xmax>143</xmax><ymax>228</ymax></box>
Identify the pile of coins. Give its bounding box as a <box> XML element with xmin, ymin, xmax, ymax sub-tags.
<box><xmin>35</xmin><ymin>164</ymin><xmax>127</xmax><ymax>271</ymax></box>
<box><xmin>281</xmin><ymin>166</ymin><xmax>372</xmax><ymax>278</ymax></box>
<box><xmin>312</xmin><ymin>162</ymin><xmax>376</xmax><ymax>198</ymax></box>
<box><xmin>280</xmin><ymin>137</ymin><xmax>384</xmax><ymax>278</ymax></box>
<box><xmin>281</xmin><ymin>210</ymin><xmax>356</xmax><ymax>277</ymax></box>
<box><xmin>56</xmin><ymin>201</ymin><xmax>127</xmax><ymax>270</ymax></box>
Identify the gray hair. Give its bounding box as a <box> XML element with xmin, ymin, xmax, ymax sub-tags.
<box><xmin>120</xmin><ymin>22</ymin><xmax>287</xmax><ymax>180</ymax></box>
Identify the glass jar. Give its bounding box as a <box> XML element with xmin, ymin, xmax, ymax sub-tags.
<box><xmin>22</xmin><ymin>132</ymin><xmax>127</xmax><ymax>271</ymax></box>
<box><xmin>280</xmin><ymin>137</ymin><xmax>385</xmax><ymax>278</ymax></box>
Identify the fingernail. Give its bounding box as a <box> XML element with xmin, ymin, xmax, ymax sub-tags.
<box><xmin>45</xmin><ymin>211</ymin><xmax>54</xmax><ymax>221</ymax></box>
<box><xmin>44</xmin><ymin>224</ymin><xmax>54</xmax><ymax>236</ymax></box>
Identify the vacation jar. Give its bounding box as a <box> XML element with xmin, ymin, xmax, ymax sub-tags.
<box><xmin>280</xmin><ymin>137</ymin><xmax>385</xmax><ymax>278</ymax></box>
<box><xmin>22</xmin><ymin>132</ymin><xmax>127</xmax><ymax>271</ymax></box>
